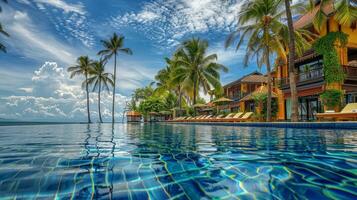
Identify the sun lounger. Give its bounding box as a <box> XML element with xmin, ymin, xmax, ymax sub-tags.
<box><xmin>195</xmin><ymin>115</ymin><xmax>212</xmax><ymax>122</ymax></box>
<box><xmin>210</xmin><ymin>113</ymin><xmax>235</xmax><ymax>122</ymax></box>
<box><xmin>191</xmin><ymin>115</ymin><xmax>207</xmax><ymax>122</ymax></box>
<box><xmin>181</xmin><ymin>116</ymin><xmax>193</xmax><ymax>122</ymax></box>
<box><xmin>238</xmin><ymin>112</ymin><xmax>254</xmax><ymax>122</ymax></box>
<box><xmin>206</xmin><ymin>114</ymin><xmax>224</xmax><ymax>122</ymax></box>
<box><xmin>217</xmin><ymin>112</ymin><xmax>244</xmax><ymax>122</ymax></box>
<box><xmin>316</xmin><ymin>103</ymin><xmax>357</xmax><ymax>121</ymax></box>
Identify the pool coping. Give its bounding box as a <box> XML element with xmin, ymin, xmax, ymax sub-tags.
<box><xmin>165</xmin><ymin>121</ymin><xmax>357</xmax><ymax>129</ymax></box>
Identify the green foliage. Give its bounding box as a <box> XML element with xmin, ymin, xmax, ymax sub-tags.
<box><xmin>163</xmin><ymin>92</ymin><xmax>177</xmax><ymax>110</ymax></box>
<box><xmin>128</xmin><ymin>98</ymin><xmax>137</xmax><ymax>112</ymax></box>
<box><xmin>196</xmin><ymin>97</ymin><xmax>207</xmax><ymax>104</ymax></box>
<box><xmin>0</xmin><ymin>0</ymin><xmax>9</xmax><ymax>53</ymax></box>
<box><xmin>133</xmin><ymin>84</ymin><xmax>154</xmax><ymax>102</ymax></box>
<box><xmin>173</xmin><ymin>38</ymin><xmax>228</xmax><ymax>104</ymax></box>
<box><xmin>253</xmin><ymin>93</ymin><xmax>278</xmax><ymax>119</ymax></box>
<box><xmin>252</xmin><ymin>93</ymin><xmax>267</xmax><ymax>103</ymax></box>
<box><xmin>138</xmin><ymin>97</ymin><xmax>167</xmax><ymax>116</ymax></box>
<box><xmin>320</xmin><ymin>89</ymin><xmax>343</xmax><ymax>109</ymax></box>
<box><xmin>186</xmin><ymin>107</ymin><xmax>195</xmax><ymax>116</ymax></box>
<box><xmin>313</xmin><ymin>32</ymin><xmax>348</xmax><ymax>84</ymax></box>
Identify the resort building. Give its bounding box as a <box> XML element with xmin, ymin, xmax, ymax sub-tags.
<box><xmin>223</xmin><ymin>72</ymin><xmax>267</xmax><ymax>113</ymax></box>
<box><xmin>126</xmin><ymin>111</ymin><xmax>142</xmax><ymax>122</ymax></box>
<box><xmin>274</xmin><ymin>1</ymin><xmax>357</xmax><ymax>121</ymax></box>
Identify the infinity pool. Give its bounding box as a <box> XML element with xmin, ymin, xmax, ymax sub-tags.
<box><xmin>0</xmin><ymin>123</ymin><xmax>356</xmax><ymax>199</ymax></box>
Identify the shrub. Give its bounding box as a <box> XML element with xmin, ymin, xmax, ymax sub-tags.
<box><xmin>320</xmin><ymin>89</ymin><xmax>343</xmax><ymax>109</ymax></box>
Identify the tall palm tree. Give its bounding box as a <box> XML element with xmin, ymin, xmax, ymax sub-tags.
<box><xmin>0</xmin><ymin>0</ymin><xmax>9</xmax><ymax>53</ymax></box>
<box><xmin>226</xmin><ymin>0</ymin><xmax>286</xmax><ymax>121</ymax></box>
<box><xmin>278</xmin><ymin>0</ymin><xmax>316</xmax><ymax>122</ymax></box>
<box><xmin>88</xmin><ymin>60</ymin><xmax>114</xmax><ymax>123</ymax></box>
<box><xmin>68</xmin><ymin>56</ymin><xmax>94</xmax><ymax>123</ymax></box>
<box><xmin>98</xmin><ymin>33</ymin><xmax>132</xmax><ymax>123</ymax></box>
<box><xmin>173</xmin><ymin>38</ymin><xmax>228</xmax><ymax>105</ymax></box>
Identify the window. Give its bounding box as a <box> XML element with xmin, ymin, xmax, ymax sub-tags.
<box><xmin>348</xmin><ymin>48</ymin><xmax>357</xmax><ymax>62</ymax></box>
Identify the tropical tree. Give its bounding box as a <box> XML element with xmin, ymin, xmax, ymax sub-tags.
<box><xmin>0</xmin><ymin>0</ymin><xmax>9</xmax><ymax>53</ymax></box>
<box><xmin>68</xmin><ymin>56</ymin><xmax>94</xmax><ymax>123</ymax></box>
<box><xmin>173</xmin><ymin>38</ymin><xmax>228</xmax><ymax>105</ymax></box>
<box><xmin>87</xmin><ymin>60</ymin><xmax>114</xmax><ymax>123</ymax></box>
<box><xmin>133</xmin><ymin>83</ymin><xmax>155</xmax><ymax>102</ymax></box>
<box><xmin>282</xmin><ymin>0</ymin><xmax>299</xmax><ymax>122</ymax></box>
<box><xmin>155</xmin><ymin>56</ymin><xmax>187</xmax><ymax>109</ymax></box>
<box><xmin>98</xmin><ymin>33</ymin><xmax>132</xmax><ymax>123</ymax></box>
<box><xmin>154</xmin><ymin>58</ymin><xmax>174</xmax><ymax>95</ymax></box>
<box><xmin>226</xmin><ymin>0</ymin><xmax>284</xmax><ymax>121</ymax></box>
<box><xmin>276</xmin><ymin>0</ymin><xmax>318</xmax><ymax>122</ymax></box>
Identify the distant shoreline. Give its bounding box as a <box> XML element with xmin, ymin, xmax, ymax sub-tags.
<box><xmin>0</xmin><ymin>121</ymin><xmax>125</xmax><ymax>126</ymax></box>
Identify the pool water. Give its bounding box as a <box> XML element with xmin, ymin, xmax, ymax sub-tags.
<box><xmin>0</xmin><ymin>123</ymin><xmax>356</xmax><ymax>199</ymax></box>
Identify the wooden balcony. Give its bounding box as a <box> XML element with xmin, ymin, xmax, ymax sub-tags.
<box><xmin>277</xmin><ymin>67</ymin><xmax>324</xmax><ymax>89</ymax></box>
<box><xmin>276</xmin><ymin>65</ymin><xmax>357</xmax><ymax>90</ymax></box>
<box><xmin>344</xmin><ymin>65</ymin><xmax>357</xmax><ymax>80</ymax></box>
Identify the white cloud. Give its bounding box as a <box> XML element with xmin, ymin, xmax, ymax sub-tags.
<box><xmin>14</xmin><ymin>0</ymin><xmax>94</xmax><ymax>47</ymax></box>
<box><xmin>207</xmin><ymin>43</ymin><xmax>245</xmax><ymax>65</ymax></box>
<box><xmin>110</xmin><ymin>0</ymin><xmax>242</xmax><ymax>48</ymax></box>
<box><xmin>0</xmin><ymin>9</ymin><xmax>79</xmax><ymax>65</ymax></box>
<box><xmin>34</xmin><ymin>0</ymin><xmax>86</xmax><ymax>15</ymax></box>
<box><xmin>0</xmin><ymin>62</ymin><xmax>130</xmax><ymax>122</ymax></box>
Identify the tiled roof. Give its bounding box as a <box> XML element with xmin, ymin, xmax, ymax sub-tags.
<box><xmin>126</xmin><ymin>111</ymin><xmax>141</xmax><ymax>116</ymax></box>
<box><xmin>294</xmin><ymin>1</ymin><xmax>334</xmax><ymax>29</ymax></box>
<box><xmin>241</xmin><ymin>74</ymin><xmax>268</xmax><ymax>83</ymax></box>
<box><xmin>239</xmin><ymin>85</ymin><xmax>278</xmax><ymax>102</ymax></box>
<box><xmin>223</xmin><ymin>71</ymin><xmax>266</xmax><ymax>88</ymax></box>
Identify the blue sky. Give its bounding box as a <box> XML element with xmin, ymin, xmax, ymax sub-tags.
<box><xmin>0</xmin><ymin>0</ymin><xmax>264</xmax><ymax>122</ymax></box>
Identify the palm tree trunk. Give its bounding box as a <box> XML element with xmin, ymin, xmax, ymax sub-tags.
<box><xmin>266</xmin><ymin>46</ymin><xmax>272</xmax><ymax>122</ymax></box>
<box><xmin>98</xmin><ymin>80</ymin><xmax>103</xmax><ymax>123</ymax></box>
<box><xmin>284</xmin><ymin>0</ymin><xmax>299</xmax><ymax>122</ymax></box>
<box><xmin>178</xmin><ymin>85</ymin><xmax>182</xmax><ymax>109</ymax></box>
<box><xmin>193</xmin><ymin>82</ymin><xmax>197</xmax><ymax>105</ymax></box>
<box><xmin>85</xmin><ymin>72</ymin><xmax>91</xmax><ymax>123</ymax></box>
<box><xmin>112</xmin><ymin>53</ymin><xmax>117</xmax><ymax>124</ymax></box>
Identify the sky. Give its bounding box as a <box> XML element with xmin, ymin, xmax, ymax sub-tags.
<box><xmin>0</xmin><ymin>0</ymin><xmax>267</xmax><ymax>122</ymax></box>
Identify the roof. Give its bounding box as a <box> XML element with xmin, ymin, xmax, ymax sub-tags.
<box><xmin>213</xmin><ymin>97</ymin><xmax>233</xmax><ymax>103</ymax></box>
<box><xmin>240</xmin><ymin>85</ymin><xmax>278</xmax><ymax>102</ymax></box>
<box><xmin>223</xmin><ymin>71</ymin><xmax>266</xmax><ymax>88</ymax></box>
<box><xmin>294</xmin><ymin>1</ymin><xmax>335</xmax><ymax>29</ymax></box>
<box><xmin>193</xmin><ymin>103</ymin><xmax>208</xmax><ymax>108</ymax></box>
<box><xmin>241</xmin><ymin>74</ymin><xmax>267</xmax><ymax>83</ymax></box>
<box><xmin>126</xmin><ymin>111</ymin><xmax>141</xmax><ymax>116</ymax></box>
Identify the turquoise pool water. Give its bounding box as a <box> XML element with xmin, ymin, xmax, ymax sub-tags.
<box><xmin>0</xmin><ymin>123</ymin><xmax>356</xmax><ymax>199</ymax></box>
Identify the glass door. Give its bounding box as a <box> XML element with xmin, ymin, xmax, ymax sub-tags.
<box><xmin>299</xmin><ymin>96</ymin><xmax>321</xmax><ymax>121</ymax></box>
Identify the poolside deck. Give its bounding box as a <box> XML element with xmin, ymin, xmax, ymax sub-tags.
<box><xmin>166</xmin><ymin>121</ymin><xmax>357</xmax><ymax>129</ymax></box>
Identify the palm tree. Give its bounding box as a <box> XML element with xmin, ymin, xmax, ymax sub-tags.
<box><xmin>0</xmin><ymin>0</ymin><xmax>9</xmax><ymax>53</ymax></box>
<box><xmin>88</xmin><ymin>60</ymin><xmax>114</xmax><ymax>123</ymax></box>
<box><xmin>155</xmin><ymin>56</ymin><xmax>186</xmax><ymax>109</ymax></box>
<box><xmin>98</xmin><ymin>33</ymin><xmax>132</xmax><ymax>123</ymax></box>
<box><xmin>307</xmin><ymin>0</ymin><xmax>357</xmax><ymax>32</ymax></box>
<box><xmin>226</xmin><ymin>0</ymin><xmax>286</xmax><ymax>121</ymax></box>
<box><xmin>68</xmin><ymin>56</ymin><xmax>94</xmax><ymax>123</ymax></box>
<box><xmin>282</xmin><ymin>0</ymin><xmax>299</xmax><ymax>122</ymax></box>
<box><xmin>173</xmin><ymin>38</ymin><xmax>228</xmax><ymax>105</ymax></box>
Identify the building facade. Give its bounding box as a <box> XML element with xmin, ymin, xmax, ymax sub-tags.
<box><xmin>223</xmin><ymin>72</ymin><xmax>267</xmax><ymax>112</ymax></box>
<box><xmin>274</xmin><ymin>2</ymin><xmax>357</xmax><ymax>121</ymax></box>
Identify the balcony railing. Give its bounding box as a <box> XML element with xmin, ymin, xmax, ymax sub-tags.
<box><xmin>277</xmin><ymin>67</ymin><xmax>324</xmax><ymax>89</ymax></box>
<box><xmin>275</xmin><ymin>65</ymin><xmax>357</xmax><ymax>89</ymax></box>
<box><xmin>344</xmin><ymin>65</ymin><xmax>357</xmax><ymax>79</ymax></box>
